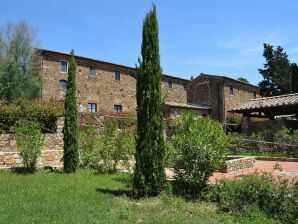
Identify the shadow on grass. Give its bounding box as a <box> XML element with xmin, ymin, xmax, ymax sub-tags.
<box><xmin>10</xmin><ymin>166</ymin><xmax>63</xmax><ymax>175</ymax></box>
<box><xmin>112</xmin><ymin>176</ymin><xmax>133</xmax><ymax>187</ymax></box>
<box><xmin>96</xmin><ymin>188</ymin><xmax>132</xmax><ymax>197</ymax></box>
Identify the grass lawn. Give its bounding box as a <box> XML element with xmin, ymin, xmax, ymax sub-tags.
<box><xmin>0</xmin><ymin>169</ymin><xmax>277</xmax><ymax>224</ymax></box>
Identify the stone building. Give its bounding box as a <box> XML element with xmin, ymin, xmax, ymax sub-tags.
<box><xmin>37</xmin><ymin>49</ymin><xmax>260</xmax><ymax>121</ymax></box>
<box><xmin>38</xmin><ymin>49</ymin><xmax>209</xmax><ymax>117</ymax></box>
<box><xmin>187</xmin><ymin>73</ymin><xmax>261</xmax><ymax>122</ymax></box>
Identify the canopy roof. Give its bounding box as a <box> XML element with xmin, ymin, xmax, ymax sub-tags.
<box><xmin>165</xmin><ymin>102</ymin><xmax>210</xmax><ymax>110</ymax></box>
<box><xmin>229</xmin><ymin>93</ymin><xmax>298</xmax><ymax>118</ymax></box>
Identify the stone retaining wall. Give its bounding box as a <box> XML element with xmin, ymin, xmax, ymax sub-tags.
<box><xmin>220</xmin><ymin>157</ymin><xmax>256</xmax><ymax>173</ymax></box>
<box><xmin>0</xmin><ymin>118</ymin><xmax>64</xmax><ymax>170</ymax></box>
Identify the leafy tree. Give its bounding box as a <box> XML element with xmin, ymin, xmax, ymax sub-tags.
<box><xmin>16</xmin><ymin>120</ymin><xmax>44</xmax><ymax>172</ymax></box>
<box><xmin>133</xmin><ymin>5</ymin><xmax>166</xmax><ymax>198</ymax></box>
<box><xmin>0</xmin><ymin>21</ymin><xmax>42</xmax><ymax>101</ymax></box>
<box><xmin>63</xmin><ymin>49</ymin><xmax>79</xmax><ymax>173</ymax></box>
<box><xmin>258</xmin><ymin>44</ymin><xmax>292</xmax><ymax>96</ymax></box>
<box><xmin>237</xmin><ymin>77</ymin><xmax>249</xmax><ymax>84</ymax></box>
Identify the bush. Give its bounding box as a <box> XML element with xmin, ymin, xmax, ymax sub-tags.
<box><xmin>78</xmin><ymin>125</ymin><xmax>100</xmax><ymax>168</ymax></box>
<box><xmin>16</xmin><ymin>120</ymin><xmax>45</xmax><ymax>172</ymax></box>
<box><xmin>227</xmin><ymin>132</ymin><xmax>244</xmax><ymax>151</ymax></box>
<box><xmin>274</xmin><ymin>126</ymin><xmax>292</xmax><ymax>144</ymax></box>
<box><xmin>206</xmin><ymin>173</ymin><xmax>298</xmax><ymax>224</ymax></box>
<box><xmin>0</xmin><ymin>99</ymin><xmax>64</xmax><ymax>133</ymax></box>
<box><xmin>171</xmin><ymin>112</ymin><xmax>228</xmax><ymax>195</ymax></box>
<box><xmin>225</xmin><ymin>113</ymin><xmax>242</xmax><ymax>124</ymax></box>
<box><xmin>248</xmin><ymin>131</ymin><xmax>267</xmax><ymax>151</ymax></box>
<box><xmin>97</xmin><ymin>119</ymin><xmax>135</xmax><ymax>173</ymax></box>
<box><xmin>292</xmin><ymin>130</ymin><xmax>298</xmax><ymax>145</ymax></box>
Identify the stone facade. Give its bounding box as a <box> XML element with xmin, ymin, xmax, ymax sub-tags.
<box><xmin>38</xmin><ymin>49</ymin><xmax>189</xmax><ymax>115</ymax></box>
<box><xmin>37</xmin><ymin>49</ymin><xmax>261</xmax><ymax>121</ymax></box>
<box><xmin>0</xmin><ymin>118</ymin><xmax>64</xmax><ymax>170</ymax></box>
<box><xmin>188</xmin><ymin>74</ymin><xmax>261</xmax><ymax>122</ymax></box>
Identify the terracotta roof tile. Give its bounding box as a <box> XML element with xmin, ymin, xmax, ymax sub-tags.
<box><xmin>165</xmin><ymin>102</ymin><xmax>210</xmax><ymax>110</ymax></box>
<box><xmin>230</xmin><ymin>93</ymin><xmax>298</xmax><ymax>112</ymax></box>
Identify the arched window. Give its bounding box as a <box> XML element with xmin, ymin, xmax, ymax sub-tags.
<box><xmin>59</xmin><ymin>80</ymin><xmax>67</xmax><ymax>91</ymax></box>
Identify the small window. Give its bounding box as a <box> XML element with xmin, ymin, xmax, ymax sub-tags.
<box><xmin>87</xmin><ymin>103</ymin><xmax>97</xmax><ymax>113</ymax></box>
<box><xmin>89</xmin><ymin>66</ymin><xmax>96</xmax><ymax>76</ymax></box>
<box><xmin>253</xmin><ymin>91</ymin><xmax>257</xmax><ymax>99</ymax></box>
<box><xmin>59</xmin><ymin>80</ymin><xmax>67</xmax><ymax>91</ymax></box>
<box><xmin>114</xmin><ymin>104</ymin><xmax>122</xmax><ymax>113</ymax></box>
<box><xmin>60</xmin><ymin>61</ymin><xmax>68</xmax><ymax>73</ymax></box>
<box><xmin>168</xmin><ymin>81</ymin><xmax>173</xmax><ymax>89</ymax></box>
<box><xmin>183</xmin><ymin>84</ymin><xmax>187</xmax><ymax>91</ymax></box>
<box><xmin>229</xmin><ymin>85</ymin><xmax>234</xmax><ymax>95</ymax></box>
<box><xmin>115</xmin><ymin>71</ymin><xmax>120</xmax><ymax>80</ymax></box>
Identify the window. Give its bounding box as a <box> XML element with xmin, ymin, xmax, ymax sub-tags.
<box><xmin>114</xmin><ymin>104</ymin><xmax>122</xmax><ymax>113</ymax></box>
<box><xmin>87</xmin><ymin>103</ymin><xmax>97</xmax><ymax>113</ymax></box>
<box><xmin>59</xmin><ymin>80</ymin><xmax>67</xmax><ymax>91</ymax></box>
<box><xmin>60</xmin><ymin>61</ymin><xmax>68</xmax><ymax>73</ymax></box>
<box><xmin>89</xmin><ymin>66</ymin><xmax>96</xmax><ymax>76</ymax></box>
<box><xmin>168</xmin><ymin>81</ymin><xmax>173</xmax><ymax>89</ymax></box>
<box><xmin>253</xmin><ymin>91</ymin><xmax>257</xmax><ymax>99</ymax></box>
<box><xmin>114</xmin><ymin>71</ymin><xmax>120</xmax><ymax>80</ymax></box>
<box><xmin>183</xmin><ymin>84</ymin><xmax>187</xmax><ymax>91</ymax></box>
<box><xmin>229</xmin><ymin>85</ymin><xmax>234</xmax><ymax>95</ymax></box>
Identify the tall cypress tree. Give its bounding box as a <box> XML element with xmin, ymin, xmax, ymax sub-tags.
<box><xmin>291</xmin><ymin>63</ymin><xmax>298</xmax><ymax>93</ymax></box>
<box><xmin>63</xmin><ymin>49</ymin><xmax>79</xmax><ymax>173</ymax></box>
<box><xmin>133</xmin><ymin>5</ymin><xmax>166</xmax><ymax>198</ymax></box>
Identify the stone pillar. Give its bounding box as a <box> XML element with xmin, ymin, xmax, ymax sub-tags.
<box><xmin>241</xmin><ymin>116</ymin><xmax>251</xmax><ymax>134</ymax></box>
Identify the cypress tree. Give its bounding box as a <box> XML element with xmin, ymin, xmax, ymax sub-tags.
<box><xmin>63</xmin><ymin>49</ymin><xmax>79</xmax><ymax>173</ymax></box>
<box><xmin>133</xmin><ymin>5</ymin><xmax>166</xmax><ymax>198</ymax></box>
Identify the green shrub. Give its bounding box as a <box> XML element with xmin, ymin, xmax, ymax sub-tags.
<box><xmin>206</xmin><ymin>173</ymin><xmax>298</xmax><ymax>223</ymax></box>
<box><xmin>0</xmin><ymin>99</ymin><xmax>64</xmax><ymax>133</ymax></box>
<box><xmin>78</xmin><ymin>125</ymin><xmax>100</xmax><ymax>168</ymax></box>
<box><xmin>292</xmin><ymin>130</ymin><xmax>298</xmax><ymax>145</ymax></box>
<box><xmin>171</xmin><ymin>112</ymin><xmax>228</xmax><ymax>195</ymax></box>
<box><xmin>16</xmin><ymin>120</ymin><xmax>45</xmax><ymax>172</ymax></box>
<box><xmin>274</xmin><ymin>126</ymin><xmax>292</xmax><ymax>144</ymax></box>
<box><xmin>248</xmin><ymin>131</ymin><xmax>266</xmax><ymax>151</ymax></box>
<box><xmin>226</xmin><ymin>113</ymin><xmax>242</xmax><ymax>124</ymax></box>
<box><xmin>97</xmin><ymin>119</ymin><xmax>135</xmax><ymax>173</ymax></box>
<box><xmin>227</xmin><ymin>132</ymin><xmax>244</xmax><ymax>151</ymax></box>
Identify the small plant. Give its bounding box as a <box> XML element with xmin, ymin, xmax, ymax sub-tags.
<box><xmin>226</xmin><ymin>113</ymin><xmax>242</xmax><ymax>124</ymax></box>
<box><xmin>172</xmin><ymin>112</ymin><xmax>228</xmax><ymax>195</ymax></box>
<box><xmin>273</xmin><ymin>162</ymin><xmax>283</xmax><ymax>171</ymax></box>
<box><xmin>78</xmin><ymin>125</ymin><xmax>99</xmax><ymax>168</ymax></box>
<box><xmin>227</xmin><ymin>132</ymin><xmax>244</xmax><ymax>152</ymax></box>
<box><xmin>16</xmin><ymin>120</ymin><xmax>44</xmax><ymax>172</ymax></box>
<box><xmin>248</xmin><ymin>131</ymin><xmax>266</xmax><ymax>151</ymax></box>
<box><xmin>206</xmin><ymin>173</ymin><xmax>298</xmax><ymax>224</ymax></box>
<box><xmin>97</xmin><ymin>119</ymin><xmax>135</xmax><ymax>173</ymax></box>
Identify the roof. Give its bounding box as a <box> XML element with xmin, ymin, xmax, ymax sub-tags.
<box><xmin>165</xmin><ymin>102</ymin><xmax>210</xmax><ymax>110</ymax></box>
<box><xmin>36</xmin><ymin>48</ymin><xmax>190</xmax><ymax>82</ymax></box>
<box><xmin>195</xmin><ymin>73</ymin><xmax>260</xmax><ymax>90</ymax></box>
<box><xmin>229</xmin><ymin>93</ymin><xmax>298</xmax><ymax>115</ymax></box>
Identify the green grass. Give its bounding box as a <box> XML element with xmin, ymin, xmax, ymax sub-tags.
<box><xmin>228</xmin><ymin>150</ymin><xmax>298</xmax><ymax>158</ymax></box>
<box><xmin>0</xmin><ymin>169</ymin><xmax>277</xmax><ymax>224</ymax></box>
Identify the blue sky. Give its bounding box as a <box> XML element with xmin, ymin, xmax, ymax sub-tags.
<box><xmin>1</xmin><ymin>0</ymin><xmax>298</xmax><ymax>85</ymax></box>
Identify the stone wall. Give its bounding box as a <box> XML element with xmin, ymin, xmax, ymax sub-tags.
<box><xmin>223</xmin><ymin>80</ymin><xmax>261</xmax><ymax>121</ymax></box>
<box><xmin>0</xmin><ymin>118</ymin><xmax>64</xmax><ymax>170</ymax></box>
<box><xmin>220</xmin><ymin>156</ymin><xmax>256</xmax><ymax>173</ymax></box>
<box><xmin>40</xmin><ymin>50</ymin><xmax>189</xmax><ymax>114</ymax></box>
